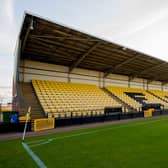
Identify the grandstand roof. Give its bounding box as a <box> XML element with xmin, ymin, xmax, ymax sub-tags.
<box><xmin>19</xmin><ymin>13</ymin><xmax>168</xmax><ymax>83</ymax></box>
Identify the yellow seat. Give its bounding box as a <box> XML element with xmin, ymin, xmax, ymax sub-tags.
<box><xmin>32</xmin><ymin>80</ymin><xmax>122</xmax><ymax>118</ymax></box>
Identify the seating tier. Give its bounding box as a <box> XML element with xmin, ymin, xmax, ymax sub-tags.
<box><xmin>32</xmin><ymin>80</ymin><xmax>121</xmax><ymax>118</ymax></box>
<box><xmin>106</xmin><ymin>86</ymin><xmax>168</xmax><ymax>111</ymax></box>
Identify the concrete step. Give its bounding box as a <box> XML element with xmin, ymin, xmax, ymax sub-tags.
<box><xmin>20</xmin><ymin>82</ymin><xmax>45</xmax><ymax>119</ymax></box>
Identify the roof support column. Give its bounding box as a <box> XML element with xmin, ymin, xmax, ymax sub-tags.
<box><xmin>67</xmin><ymin>71</ymin><xmax>71</xmax><ymax>83</ymax></box>
<box><xmin>146</xmin><ymin>79</ymin><xmax>152</xmax><ymax>90</ymax></box>
<box><xmin>161</xmin><ymin>83</ymin><xmax>164</xmax><ymax>91</ymax></box>
<box><xmin>128</xmin><ymin>76</ymin><xmax>132</xmax><ymax>88</ymax></box>
<box><xmin>103</xmin><ymin>76</ymin><xmax>105</xmax><ymax>88</ymax></box>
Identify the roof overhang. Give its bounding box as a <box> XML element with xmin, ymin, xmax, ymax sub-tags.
<box><xmin>19</xmin><ymin>12</ymin><xmax>168</xmax><ymax>83</ymax></box>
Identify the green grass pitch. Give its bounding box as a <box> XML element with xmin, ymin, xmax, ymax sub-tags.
<box><xmin>1</xmin><ymin>116</ymin><xmax>168</xmax><ymax>168</ymax></box>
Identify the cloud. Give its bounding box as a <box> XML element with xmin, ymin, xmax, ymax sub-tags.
<box><xmin>113</xmin><ymin>7</ymin><xmax>168</xmax><ymax>40</ymax></box>
<box><xmin>4</xmin><ymin>0</ymin><xmax>14</xmax><ymax>24</ymax></box>
<box><xmin>0</xmin><ymin>0</ymin><xmax>16</xmax><ymax>102</ymax></box>
<box><xmin>0</xmin><ymin>0</ymin><xmax>14</xmax><ymax>27</ymax></box>
<box><xmin>0</xmin><ymin>0</ymin><xmax>17</xmax><ymax>56</ymax></box>
<box><xmin>0</xmin><ymin>87</ymin><xmax>12</xmax><ymax>103</ymax></box>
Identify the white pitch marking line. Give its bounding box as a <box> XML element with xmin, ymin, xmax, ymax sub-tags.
<box><xmin>27</xmin><ymin>139</ymin><xmax>47</xmax><ymax>145</ymax></box>
<box><xmin>29</xmin><ymin>118</ymin><xmax>168</xmax><ymax>148</ymax></box>
<box><xmin>22</xmin><ymin>142</ymin><xmax>47</xmax><ymax>168</ymax></box>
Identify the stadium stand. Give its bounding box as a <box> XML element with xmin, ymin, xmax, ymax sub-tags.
<box><xmin>105</xmin><ymin>86</ymin><xmax>168</xmax><ymax>111</ymax></box>
<box><xmin>11</xmin><ymin>13</ymin><xmax>168</xmax><ymax>127</ymax></box>
<box><xmin>32</xmin><ymin>80</ymin><xmax>122</xmax><ymax>118</ymax></box>
<box><xmin>105</xmin><ymin>86</ymin><xmax>142</xmax><ymax>111</ymax></box>
<box><xmin>148</xmin><ymin>89</ymin><xmax>168</xmax><ymax>103</ymax></box>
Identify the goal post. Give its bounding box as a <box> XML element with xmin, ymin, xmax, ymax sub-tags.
<box><xmin>34</xmin><ymin>118</ymin><xmax>55</xmax><ymax>132</ymax></box>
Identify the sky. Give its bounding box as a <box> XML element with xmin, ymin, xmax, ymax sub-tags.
<box><xmin>1</xmin><ymin>0</ymin><xmax>168</xmax><ymax>103</ymax></box>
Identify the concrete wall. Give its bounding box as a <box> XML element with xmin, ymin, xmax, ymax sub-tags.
<box><xmin>19</xmin><ymin>59</ymin><xmax>168</xmax><ymax>90</ymax></box>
